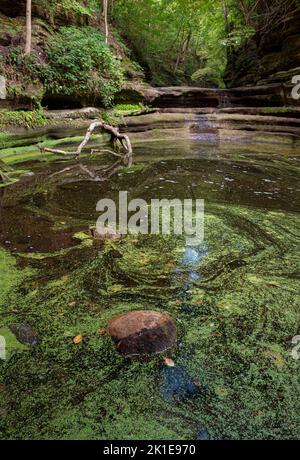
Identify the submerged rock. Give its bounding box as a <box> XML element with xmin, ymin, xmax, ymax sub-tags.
<box><xmin>9</xmin><ymin>323</ymin><xmax>39</xmax><ymax>347</ymax></box>
<box><xmin>89</xmin><ymin>227</ymin><xmax>123</xmax><ymax>241</ymax></box>
<box><xmin>108</xmin><ymin>310</ymin><xmax>177</xmax><ymax>356</ymax></box>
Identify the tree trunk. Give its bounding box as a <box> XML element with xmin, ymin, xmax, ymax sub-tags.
<box><xmin>174</xmin><ymin>31</ymin><xmax>192</xmax><ymax>73</ymax></box>
<box><xmin>24</xmin><ymin>0</ymin><xmax>32</xmax><ymax>55</ymax></box>
<box><xmin>103</xmin><ymin>0</ymin><xmax>109</xmax><ymax>44</ymax></box>
<box><xmin>222</xmin><ymin>0</ymin><xmax>229</xmax><ymax>36</ymax></box>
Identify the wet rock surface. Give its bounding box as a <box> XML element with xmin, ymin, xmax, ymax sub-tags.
<box><xmin>108</xmin><ymin>310</ymin><xmax>177</xmax><ymax>356</ymax></box>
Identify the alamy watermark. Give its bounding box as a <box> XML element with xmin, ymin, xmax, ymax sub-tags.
<box><xmin>96</xmin><ymin>192</ymin><xmax>204</xmax><ymax>246</ymax></box>
<box><xmin>292</xmin><ymin>75</ymin><xmax>300</xmax><ymax>100</ymax></box>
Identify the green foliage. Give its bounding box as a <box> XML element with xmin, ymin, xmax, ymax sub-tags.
<box><xmin>191</xmin><ymin>67</ymin><xmax>220</xmax><ymax>86</ymax></box>
<box><xmin>55</xmin><ymin>0</ymin><xmax>93</xmax><ymax>15</ymax></box>
<box><xmin>221</xmin><ymin>26</ymin><xmax>255</xmax><ymax>49</ymax></box>
<box><xmin>2</xmin><ymin>47</ymin><xmax>46</xmax><ymax>106</ymax></box>
<box><xmin>114</xmin><ymin>0</ymin><xmax>229</xmax><ymax>86</ymax></box>
<box><xmin>0</xmin><ymin>133</ymin><xmax>14</xmax><ymax>150</ymax></box>
<box><xmin>0</xmin><ymin>249</ymin><xmax>26</xmax><ymax>309</ymax></box>
<box><xmin>0</xmin><ymin>109</ymin><xmax>46</xmax><ymax>129</ymax></box>
<box><xmin>114</xmin><ymin>103</ymin><xmax>144</xmax><ymax>112</ymax></box>
<box><xmin>101</xmin><ymin>103</ymin><xmax>147</xmax><ymax>125</ymax></box>
<box><xmin>34</xmin><ymin>0</ymin><xmax>95</xmax><ymax>20</ymax></box>
<box><xmin>41</xmin><ymin>27</ymin><xmax>124</xmax><ymax>107</ymax></box>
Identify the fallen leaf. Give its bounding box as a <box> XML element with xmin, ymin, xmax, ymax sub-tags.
<box><xmin>97</xmin><ymin>328</ymin><xmax>107</xmax><ymax>336</ymax></box>
<box><xmin>163</xmin><ymin>357</ymin><xmax>175</xmax><ymax>367</ymax></box>
<box><xmin>109</xmin><ymin>285</ymin><xmax>123</xmax><ymax>294</ymax></box>
<box><xmin>165</xmin><ymin>261</ymin><xmax>175</xmax><ymax>268</ymax></box>
<box><xmin>212</xmin><ymin>332</ymin><xmax>222</xmax><ymax>337</ymax></box>
<box><xmin>73</xmin><ymin>335</ymin><xmax>83</xmax><ymax>345</ymax></box>
<box><xmin>252</xmin><ymin>411</ymin><xmax>264</xmax><ymax>417</ymax></box>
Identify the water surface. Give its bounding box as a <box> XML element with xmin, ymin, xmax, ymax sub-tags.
<box><xmin>0</xmin><ymin>139</ymin><xmax>299</xmax><ymax>440</ymax></box>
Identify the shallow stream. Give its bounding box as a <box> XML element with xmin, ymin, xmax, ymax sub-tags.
<box><xmin>0</xmin><ymin>138</ymin><xmax>300</xmax><ymax>440</ymax></box>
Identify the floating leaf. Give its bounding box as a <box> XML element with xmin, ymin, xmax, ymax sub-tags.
<box><xmin>97</xmin><ymin>328</ymin><xmax>107</xmax><ymax>336</ymax></box>
<box><xmin>73</xmin><ymin>335</ymin><xmax>83</xmax><ymax>345</ymax></box>
<box><xmin>165</xmin><ymin>261</ymin><xmax>175</xmax><ymax>268</ymax></box>
<box><xmin>163</xmin><ymin>357</ymin><xmax>175</xmax><ymax>367</ymax></box>
<box><xmin>109</xmin><ymin>285</ymin><xmax>124</xmax><ymax>294</ymax></box>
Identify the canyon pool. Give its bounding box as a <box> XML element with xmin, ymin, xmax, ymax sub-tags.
<box><xmin>0</xmin><ymin>137</ymin><xmax>300</xmax><ymax>440</ymax></box>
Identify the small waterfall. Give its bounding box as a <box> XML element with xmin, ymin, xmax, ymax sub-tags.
<box><xmin>191</xmin><ymin>114</ymin><xmax>218</xmax><ymax>142</ymax></box>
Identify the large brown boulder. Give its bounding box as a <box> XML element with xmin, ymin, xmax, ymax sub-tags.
<box><xmin>108</xmin><ymin>310</ymin><xmax>177</xmax><ymax>356</ymax></box>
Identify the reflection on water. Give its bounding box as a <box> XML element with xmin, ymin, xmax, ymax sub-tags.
<box><xmin>1</xmin><ymin>140</ymin><xmax>299</xmax><ymax>253</ymax></box>
<box><xmin>161</xmin><ymin>366</ymin><xmax>200</xmax><ymax>401</ymax></box>
<box><xmin>181</xmin><ymin>246</ymin><xmax>209</xmax><ymax>267</ymax></box>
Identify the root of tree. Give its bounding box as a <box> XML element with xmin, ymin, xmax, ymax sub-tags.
<box><xmin>0</xmin><ymin>159</ymin><xmax>13</xmax><ymax>184</ymax></box>
<box><xmin>39</xmin><ymin>121</ymin><xmax>133</xmax><ymax>167</ymax></box>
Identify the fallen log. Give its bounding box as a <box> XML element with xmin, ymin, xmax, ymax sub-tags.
<box><xmin>39</xmin><ymin>121</ymin><xmax>133</xmax><ymax>166</ymax></box>
<box><xmin>0</xmin><ymin>170</ymin><xmax>10</xmax><ymax>183</ymax></box>
<box><xmin>0</xmin><ymin>159</ymin><xmax>13</xmax><ymax>184</ymax></box>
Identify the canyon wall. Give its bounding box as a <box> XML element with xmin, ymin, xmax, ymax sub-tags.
<box><xmin>224</xmin><ymin>10</ymin><xmax>300</xmax><ymax>106</ymax></box>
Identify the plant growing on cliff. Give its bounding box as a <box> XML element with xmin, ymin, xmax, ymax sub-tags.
<box><xmin>0</xmin><ymin>108</ymin><xmax>46</xmax><ymax>129</ymax></box>
<box><xmin>41</xmin><ymin>26</ymin><xmax>124</xmax><ymax>106</ymax></box>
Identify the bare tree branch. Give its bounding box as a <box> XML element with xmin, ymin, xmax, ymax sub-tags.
<box><xmin>39</xmin><ymin>121</ymin><xmax>133</xmax><ymax>166</ymax></box>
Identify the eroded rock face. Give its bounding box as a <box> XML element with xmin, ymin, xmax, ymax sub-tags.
<box><xmin>108</xmin><ymin>310</ymin><xmax>177</xmax><ymax>356</ymax></box>
<box><xmin>225</xmin><ymin>11</ymin><xmax>300</xmax><ymax>89</ymax></box>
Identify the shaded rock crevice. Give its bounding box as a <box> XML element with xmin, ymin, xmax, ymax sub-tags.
<box><xmin>225</xmin><ymin>10</ymin><xmax>300</xmax><ymax>90</ymax></box>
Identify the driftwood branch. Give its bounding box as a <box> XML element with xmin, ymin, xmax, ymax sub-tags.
<box><xmin>0</xmin><ymin>159</ymin><xmax>13</xmax><ymax>184</ymax></box>
<box><xmin>0</xmin><ymin>171</ymin><xmax>10</xmax><ymax>183</ymax></box>
<box><xmin>39</xmin><ymin>121</ymin><xmax>133</xmax><ymax>166</ymax></box>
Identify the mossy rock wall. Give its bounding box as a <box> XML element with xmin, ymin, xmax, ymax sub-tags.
<box><xmin>225</xmin><ymin>12</ymin><xmax>300</xmax><ymax>90</ymax></box>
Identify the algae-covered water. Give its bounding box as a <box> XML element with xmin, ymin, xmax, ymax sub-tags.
<box><xmin>0</xmin><ymin>138</ymin><xmax>300</xmax><ymax>440</ymax></box>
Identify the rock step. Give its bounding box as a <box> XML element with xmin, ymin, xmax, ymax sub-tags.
<box><xmin>141</xmin><ymin>85</ymin><xmax>294</xmax><ymax>109</ymax></box>
<box><xmin>157</xmin><ymin>107</ymin><xmax>300</xmax><ymax>119</ymax></box>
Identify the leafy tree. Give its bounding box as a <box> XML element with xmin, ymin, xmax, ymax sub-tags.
<box><xmin>112</xmin><ymin>0</ymin><xmax>231</xmax><ymax>86</ymax></box>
